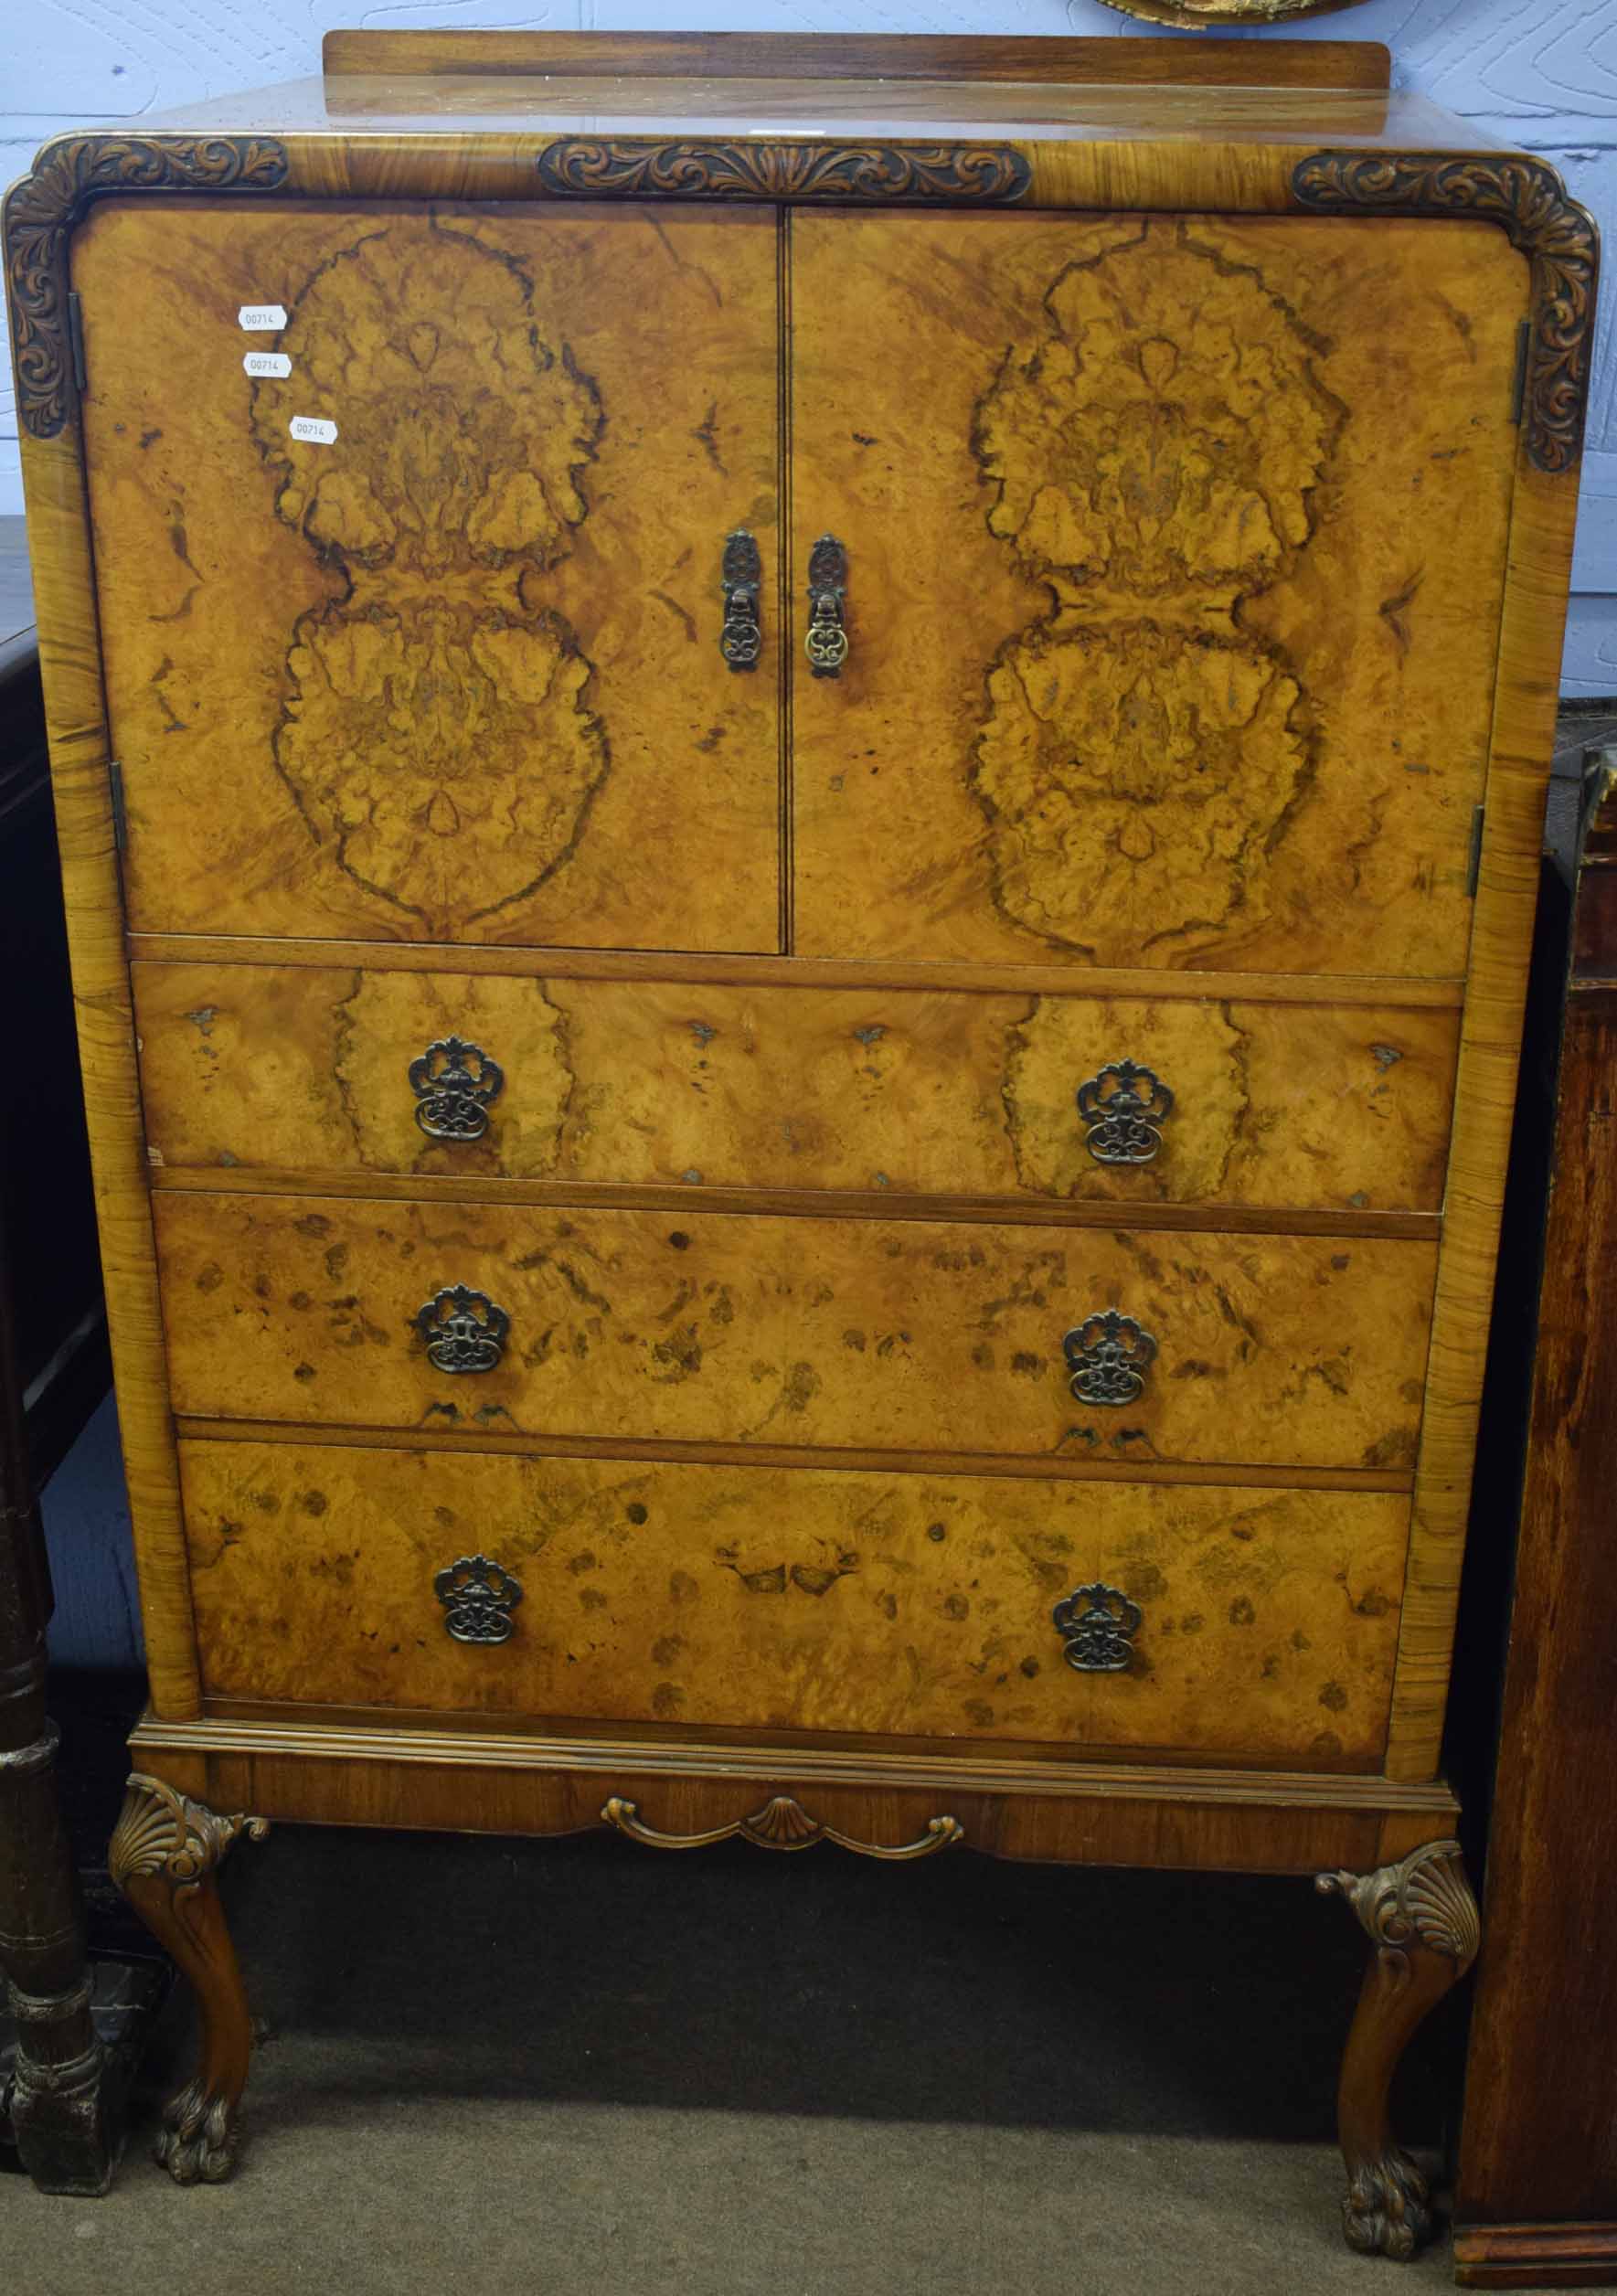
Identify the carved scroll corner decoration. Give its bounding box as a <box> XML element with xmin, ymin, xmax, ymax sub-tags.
<box><xmin>1052</xmin><ymin>1582</ymin><xmax>1144</xmax><ymax>1674</ymax></box>
<box><xmin>601</xmin><ymin>1794</ymin><xmax>965</xmax><ymax>1861</ymax></box>
<box><xmin>1291</xmin><ymin>152</ymin><xmax>1598</xmax><ymax>475</ymax></box>
<box><xmin>1062</xmin><ymin>1310</ymin><xmax>1158</xmax><ymax>1406</ymax></box>
<box><xmin>1314</xmin><ymin>1837</ymin><xmax>1481</xmax><ymax>1983</ymax></box>
<box><xmin>108</xmin><ymin>1773</ymin><xmax>269</xmax><ymax>1901</ymax></box>
<box><xmin>536</xmin><ymin>137</ymin><xmax>1031</xmax><ymax>207</ymax></box>
<box><xmin>434</xmin><ymin>1553</ymin><xmax>524</xmax><ymax>1644</ymax></box>
<box><xmin>409</xmin><ymin>1036</ymin><xmax>505</xmax><ymax>1142</ymax></box>
<box><xmin>5</xmin><ymin>133</ymin><xmax>291</xmax><ymax>440</ymax></box>
<box><xmin>414</xmin><ymin>1284</ymin><xmax>510</xmax><ymax>1375</ymax></box>
<box><xmin>1075</xmin><ymin>1059</ymin><xmax>1176</xmax><ymax>1166</ymax></box>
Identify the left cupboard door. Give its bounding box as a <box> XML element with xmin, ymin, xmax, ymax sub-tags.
<box><xmin>73</xmin><ymin>199</ymin><xmax>783</xmax><ymax>951</ymax></box>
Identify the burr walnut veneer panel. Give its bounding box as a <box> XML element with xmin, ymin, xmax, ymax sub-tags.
<box><xmin>791</xmin><ymin>210</ymin><xmax>1526</xmax><ymax>976</ymax></box>
<box><xmin>73</xmin><ymin>199</ymin><xmax>782</xmax><ymax>952</ymax></box>
<box><xmin>179</xmin><ymin>1437</ymin><xmax>1407</xmax><ymax>1765</ymax></box>
<box><xmin>132</xmin><ymin>961</ymin><xmax>1461</xmax><ymax>1212</ymax></box>
<box><xmin>152</xmin><ymin>1192</ymin><xmax>1435</xmax><ymax>1469</ymax></box>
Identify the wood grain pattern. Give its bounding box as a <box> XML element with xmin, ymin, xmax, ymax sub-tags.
<box><xmin>1384</xmin><ymin>454</ymin><xmax>1586</xmax><ymax>1780</ymax></box>
<box><xmin>131</xmin><ymin>960</ymin><xmax>1461</xmax><ymax>1213</ymax></box>
<box><xmin>178</xmin><ymin>1438</ymin><xmax>1408</xmax><ymax>1764</ymax></box>
<box><xmin>5</xmin><ymin>340</ymin><xmax>199</xmax><ymax>1717</ymax></box>
<box><xmin>322</xmin><ymin>33</ymin><xmax>1394</xmax><ymax>90</ymax></box>
<box><xmin>126</xmin><ymin>1708</ymin><xmax>1457</xmax><ymax>1877</ymax></box>
<box><xmin>791</xmin><ymin>209</ymin><xmax>1525</xmax><ymax>976</ymax></box>
<box><xmin>123</xmin><ymin>936</ymin><xmax>1468</xmax><ymax>1007</ymax></box>
<box><xmin>169</xmin><ymin>1422</ymin><xmax>1415</xmax><ymax>1495</ymax></box>
<box><xmin>151</xmin><ymin>1192</ymin><xmax>1435</xmax><ymax>1471</ymax></box>
<box><xmin>1453</xmin><ymin>772</ymin><xmax>1617</xmax><ymax>2259</ymax></box>
<box><xmin>72</xmin><ymin>198</ymin><xmax>781</xmax><ymax>951</ymax></box>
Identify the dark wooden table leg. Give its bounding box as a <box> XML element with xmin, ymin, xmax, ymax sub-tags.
<box><xmin>109</xmin><ymin>1774</ymin><xmax>267</xmax><ymax>2184</ymax></box>
<box><xmin>1315</xmin><ymin>1839</ymin><xmax>1481</xmax><ymax>2259</ymax></box>
<box><xmin>0</xmin><ymin>1220</ymin><xmax>112</xmax><ymax>2193</ymax></box>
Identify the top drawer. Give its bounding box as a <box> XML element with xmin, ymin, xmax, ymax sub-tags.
<box><xmin>132</xmin><ymin>962</ymin><xmax>1458</xmax><ymax>1214</ymax></box>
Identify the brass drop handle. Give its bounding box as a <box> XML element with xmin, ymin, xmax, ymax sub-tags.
<box><xmin>1075</xmin><ymin>1059</ymin><xmax>1174</xmax><ymax>1166</ymax></box>
<box><xmin>1052</xmin><ymin>1582</ymin><xmax>1143</xmax><ymax>1674</ymax></box>
<box><xmin>409</xmin><ymin>1035</ymin><xmax>504</xmax><ymax>1142</ymax></box>
<box><xmin>804</xmin><ymin>534</ymin><xmax>849</xmax><ymax>677</ymax></box>
<box><xmin>1063</xmin><ymin>1311</ymin><xmax>1157</xmax><ymax>1405</ymax></box>
<box><xmin>719</xmin><ymin>529</ymin><xmax>762</xmax><ymax>671</ymax></box>
<box><xmin>436</xmin><ymin>1554</ymin><xmax>523</xmax><ymax>1644</ymax></box>
<box><xmin>414</xmin><ymin>1285</ymin><xmax>510</xmax><ymax>1374</ymax></box>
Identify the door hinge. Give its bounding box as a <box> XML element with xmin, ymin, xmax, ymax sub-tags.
<box><xmin>109</xmin><ymin>760</ymin><xmax>127</xmax><ymax>852</ymax></box>
<box><xmin>68</xmin><ymin>291</ymin><xmax>88</xmax><ymax>397</ymax></box>
<box><xmin>1466</xmin><ymin>803</ymin><xmax>1485</xmax><ymax>898</ymax></box>
<box><xmin>1510</xmin><ymin>318</ymin><xmax>1530</xmax><ymax>428</ymax></box>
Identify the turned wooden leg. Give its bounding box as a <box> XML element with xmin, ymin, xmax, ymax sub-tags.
<box><xmin>1316</xmin><ymin>1838</ymin><xmax>1480</xmax><ymax>2260</ymax></box>
<box><xmin>109</xmin><ymin>1772</ymin><xmax>268</xmax><ymax>2184</ymax></box>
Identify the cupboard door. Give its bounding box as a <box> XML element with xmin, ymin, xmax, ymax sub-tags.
<box><xmin>75</xmin><ymin>200</ymin><xmax>782</xmax><ymax>951</ymax></box>
<box><xmin>788</xmin><ymin>211</ymin><xmax>1527</xmax><ymax>976</ymax></box>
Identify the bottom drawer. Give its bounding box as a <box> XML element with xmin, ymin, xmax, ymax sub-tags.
<box><xmin>179</xmin><ymin>1440</ymin><xmax>1407</xmax><ymax>1770</ymax></box>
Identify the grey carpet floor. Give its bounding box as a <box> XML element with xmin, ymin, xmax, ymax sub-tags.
<box><xmin>3</xmin><ymin>1822</ymin><xmax>1495</xmax><ymax>2294</ymax></box>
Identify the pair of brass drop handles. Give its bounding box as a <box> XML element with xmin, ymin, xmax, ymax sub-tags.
<box><xmin>720</xmin><ymin>530</ymin><xmax>847</xmax><ymax>677</ymax></box>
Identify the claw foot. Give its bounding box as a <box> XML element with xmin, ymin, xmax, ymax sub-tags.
<box><xmin>1342</xmin><ymin>2148</ymin><xmax>1435</xmax><ymax>2260</ymax></box>
<box><xmin>154</xmin><ymin>2074</ymin><xmax>243</xmax><ymax>2185</ymax></box>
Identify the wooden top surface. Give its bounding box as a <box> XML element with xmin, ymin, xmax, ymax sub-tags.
<box><xmin>98</xmin><ymin>30</ymin><xmax>1498</xmax><ymax>154</ymax></box>
<box><xmin>122</xmin><ymin>77</ymin><xmax>1492</xmax><ymax>155</ymax></box>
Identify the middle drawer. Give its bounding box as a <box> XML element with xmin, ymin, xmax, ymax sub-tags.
<box><xmin>130</xmin><ymin>961</ymin><xmax>1459</xmax><ymax>1213</ymax></box>
<box><xmin>153</xmin><ymin>1194</ymin><xmax>1436</xmax><ymax>1471</ymax></box>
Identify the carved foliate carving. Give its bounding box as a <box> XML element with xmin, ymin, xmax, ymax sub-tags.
<box><xmin>1315</xmin><ymin>1836</ymin><xmax>1481</xmax><ymax>1982</ymax></box>
<box><xmin>971</xmin><ymin>221</ymin><xmax>1343</xmax><ymax>962</ymax></box>
<box><xmin>1293</xmin><ymin>153</ymin><xmax>1597</xmax><ymax>474</ymax></box>
<box><xmin>109</xmin><ymin>1774</ymin><xmax>269</xmax><ymax>1895</ymax></box>
<box><xmin>247</xmin><ymin>222</ymin><xmax>609</xmax><ymax>936</ymax></box>
<box><xmin>537</xmin><ymin>139</ymin><xmax>1031</xmax><ymax>205</ymax></box>
<box><xmin>5</xmin><ymin>134</ymin><xmax>289</xmax><ymax>438</ymax></box>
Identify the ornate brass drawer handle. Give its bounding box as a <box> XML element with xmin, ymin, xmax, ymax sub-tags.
<box><xmin>414</xmin><ymin>1284</ymin><xmax>510</xmax><ymax>1374</ymax></box>
<box><xmin>435</xmin><ymin>1554</ymin><xmax>523</xmax><ymax>1643</ymax></box>
<box><xmin>719</xmin><ymin>528</ymin><xmax>763</xmax><ymax>671</ymax></box>
<box><xmin>1076</xmin><ymin>1058</ymin><xmax>1174</xmax><ymax>1166</ymax></box>
<box><xmin>601</xmin><ymin>1792</ymin><xmax>963</xmax><ymax>1860</ymax></box>
<box><xmin>804</xmin><ymin>533</ymin><xmax>849</xmax><ymax>677</ymax></box>
<box><xmin>1053</xmin><ymin>1582</ymin><xmax>1143</xmax><ymax>1674</ymax></box>
<box><xmin>409</xmin><ymin>1035</ymin><xmax>505</xmax><ymax>1142</ymax></box>
<box><xmin>1063</xmin><ymin>1310</ymin><xmax>1157</xmax><ymax>1406</ymax></box>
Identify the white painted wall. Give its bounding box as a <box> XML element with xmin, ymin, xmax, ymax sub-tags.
<box><xmin>2</xmin><ymin>0</ymin><xmax>1612</xmax><ymax>686</ymax></box>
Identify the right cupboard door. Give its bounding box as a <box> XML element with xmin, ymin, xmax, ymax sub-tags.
<box><xmin>788</xmin><ymin>210</ymin><xmax>1529</xmax><ymax>977</ymax></box>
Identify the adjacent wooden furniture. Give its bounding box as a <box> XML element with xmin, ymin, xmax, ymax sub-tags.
<box><xmin>1452</xmin><ymin>752</ymin><xmax>1617</xmax><ymax>2290</ymax></box>
<box><xmin>4</xmin><ymin>31</ymin><xmax>1595</xmax><ymax>2245</ymax></box>
<box><xmin>0</xmin><ymin>531</ymin><xmax>125</xmax><ymax>2194</ymax></box>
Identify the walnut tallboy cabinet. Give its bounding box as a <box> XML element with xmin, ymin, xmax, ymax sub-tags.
<box><xmin>4</xmin><ymin>30</ymin><xmax>1595</xmax><ymax>2248</ymax></box>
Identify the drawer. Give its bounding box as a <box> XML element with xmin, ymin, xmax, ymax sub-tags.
<box><xmin>154</xmin><ymin>1194</ymin><xmax>1435</xmax><ymax>1471</ymax></box>
<box><xmin>132</xmin><ymin>961</ymin><xmax>1459</xmax><ymax>1212</ymax></box>
<box><xmin>179</xmin><ymin>1439</ymin><xmax>1408</xmax><ymax>1767</ymax></box>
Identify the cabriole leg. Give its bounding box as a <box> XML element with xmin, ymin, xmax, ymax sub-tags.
<box><xmin>1316</xmin><ymin>1838</ymin><xmax>1480</xmax><ymax>2259</ymax></box>
<box><xmin>108</xmin><ymin>1772</ymin><xmax>268</xmax><ymax>2184</ymax></box>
